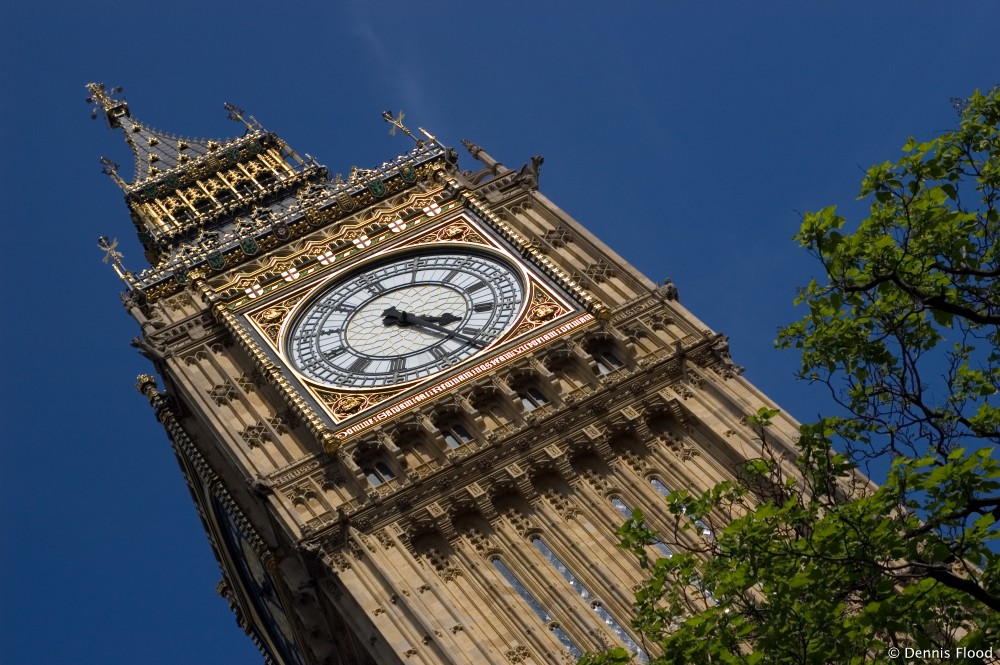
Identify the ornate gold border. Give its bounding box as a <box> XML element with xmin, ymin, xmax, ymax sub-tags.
<box><xmin>236</xmin><ymin>209</ymin><xmax>580</xmax><ymax>428</ymax></box>
<box><xmin>218</xmin><ymin>185</ymin><xmax>454</xmax><ymax>309</ymax></box>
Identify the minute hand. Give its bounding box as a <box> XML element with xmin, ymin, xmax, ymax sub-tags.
<box><xmin>382</xmin><ymin>308</ymin><xmax>486</xmax><ymax>348</ymax></box>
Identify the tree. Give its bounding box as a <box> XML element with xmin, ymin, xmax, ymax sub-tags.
<box><xmin>588</xmin><ymin>87</ymin><xmax>1000</xmax><ymax>664</ymax></box>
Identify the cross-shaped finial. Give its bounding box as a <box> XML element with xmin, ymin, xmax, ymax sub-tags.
<box><xmin>86</xmin><ymin>83</ymin><xmax>126</xmax><ymax>124</ymax></box>
<box><xmin>97</xmin><ymin>235</ymin><xmax>130</xmax><ymax>281</ymax></box>
<box><xmin>224</xmin><ymin>102</ymin><xmax>257</xmax><ymax>130</ymax></box>
<box><xmin>382</xmin><ymin>110</ymin><xmax>424</xmax><ymax>147</ymax></box>
<box><xmin>100</xmin><ymin>156</ymin><xmax>126</xmax><ymax>189</ymax></box>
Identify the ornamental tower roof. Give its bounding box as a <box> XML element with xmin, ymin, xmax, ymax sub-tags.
<box><xmin>87</xmin><ymin>82</ymin><xmax>263</xmax><ymax>187</ymax></box>
<box><xmin>89</xmin><ymin>84</ymin><xmax>451</xmax><ymax>300</ymax></box>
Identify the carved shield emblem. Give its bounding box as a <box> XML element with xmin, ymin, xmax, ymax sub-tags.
<box><xmin>207</xmin><ymin>251</ymin><xmax>226</xmax><ymax>270</ymax></box>
<box><xmin>400</xmin><ymin>164</ymin><xmax>417</xmax><ymax>183</ymax></box>
<box><xmin>240</xmin><ymin>237</ymin><xmax>259</xmax><ymax>256</ymax></box>
<box><xmin>337</xmin><ymin>191</ymin><xmax>355</xmax><ymax>212</ymax></box>
<box><xmin>368</xmin><ymin>179</ymin><xmax>386</xmax><ymax>197</ymax></box>
<box><xmin>272</xmin><ymin>221</ymin><xmax>290</xmax><ymax>240</ymax></box>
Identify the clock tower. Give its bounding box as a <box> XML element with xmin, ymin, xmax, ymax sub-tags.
<box><xmin>91</xmin><ymin>84</ymin><xmax>801</xmax><ymax>664</ymax></box>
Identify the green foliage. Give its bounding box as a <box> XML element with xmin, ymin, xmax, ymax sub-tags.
<box><xmin>596</xmin><ymin>88</ymin><xmax>1000</xmax><ymax>663</ymax></box>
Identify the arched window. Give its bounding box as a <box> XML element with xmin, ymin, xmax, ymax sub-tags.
<box><xmin>442</xmin><ymin>422</ymin><xmax>473</xmax><ymax>449</ymax></box>
<box><xmin>517</xmin><ymin>386</ymin><xmax>549</xmax><ymax>412</ymax></box>
<box><xmin>530</xmin><ymin>536</ymin><xmax>648</xmax><ymax>663</ymax></box>
<box><xmin>362</xmin><ymin>461</ymin><xmax>395</xmax><ymax>487</ymax></box>
<box><xmin>490</xmin><ymin>558</ymin><xmax>581</xmax><ymax>657</ymax></box>
<box><xmin>593</xmin><ymin>348</ymin><xmax>624</xmax><ymax>375</ymax></box>
<box><xmin>584</xmin><ymin>336</ymin><xmax>626</xmax><ymax>375</ymax></box>
<box><xmin>611</xmin><ymin>496</ymin><xmax>672</xmax><ymax>557</ymax></box>
<box><xmin>650</xmin><ymin>478</ymin><xmax>714</xmax><ymax>540</ymax></box>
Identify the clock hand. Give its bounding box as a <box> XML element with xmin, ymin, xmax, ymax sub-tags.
<box><xmin>422</xmin><ymin>312</ymin><xmax>462</xmax><ymax>326</ymax></box>
<box><xmin>382</xmin><ymin>307</ymin><xmax>486</xmax><ymax>348</ymax></box>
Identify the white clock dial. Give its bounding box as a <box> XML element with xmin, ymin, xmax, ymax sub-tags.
<box><xmin>285</xmin><ymin>250</ymin><xmax>524</xmax><ymax>389</ymax></box>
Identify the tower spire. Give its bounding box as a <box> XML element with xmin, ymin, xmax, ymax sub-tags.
<box><xmin>86</xmin><ymin>83</ymin><xmax>130</xmax><ymax>127</ymax></box>
<box><xmin>85</xmin><ymin>82</ymin><xmax>260</xmax><ymax>186</ymax></box>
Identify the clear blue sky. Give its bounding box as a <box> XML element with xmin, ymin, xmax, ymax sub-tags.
<box><xmin>0</xmin><ymin>2</ymin><xmax>996</xmax><ymax>664</ymax></box>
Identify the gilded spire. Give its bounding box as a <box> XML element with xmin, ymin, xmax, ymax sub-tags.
<box><xmin>86</xmin><ymin>82</ymin><xmax>255</xmax><ymax>186</ymax></box>
<box><xmin>86</xmin><ymin>83</ymin><xmax>129</xmax><ymax>126</ymax></box>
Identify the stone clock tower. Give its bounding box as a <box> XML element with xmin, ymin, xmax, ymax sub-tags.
<box><xmin>90</xmin><ymin>84</ymin><xmax>800</xmax><ymax>664</ymax></box>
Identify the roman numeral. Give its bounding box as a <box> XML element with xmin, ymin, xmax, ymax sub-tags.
<box><xmin>348</xmin><ymin>357</ymin><xmax>371</xmax><ymax>373</ymax></box>
<box><xmin>324</xmin><ymin>346</ymin><xmax>345</xmax><ymax>358</ymax></box>
<box><xmin>390</xmin><ymin>357</ymin><xmax>406</xmax><ymax>372</ymax></box>
<box><xmin>461</xmin><ymin>327</ymin><xmax>482</xmax><ymax>336</ymax></box>
<box><xmin>466</xmin><ymin>280</ymin><xmax>487</xmax><ymax>294</ymax></box>
<box><xmin>473</xmin><ymin>301</ymin><xmax>494</xmax><ymax>313</ymax></box>
<box><xmin>429</xmin><ymin>346</ymin><xmax>449</xmax><ymax>361</ymax></box>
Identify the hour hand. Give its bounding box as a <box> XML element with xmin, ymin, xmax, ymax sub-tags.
<box><xmin>382</xmin><ymin>307</ymin><xmax>461</xmax><ymax>328</ymax></box>
<box><xmin>381</xmin><ymin>306</ymin><xmax>408</xmax><ymax>327</ymax></box>
<box><xmin>423</xmin><ymin>312</ymin><xmax>461</xmax><ymax>326</ymax></box>
<box><xmin>382</xmin><ymin>307</ymin><xmax>484</xmax><ymax>348</ymax></box>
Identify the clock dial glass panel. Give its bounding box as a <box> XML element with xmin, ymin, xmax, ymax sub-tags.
<box><xmin>286</xmin><ymin>250</ymin><xmax>524</xmax><ymax>389</ymax></box>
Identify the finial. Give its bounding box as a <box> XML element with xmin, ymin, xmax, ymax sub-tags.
<box><xmin>461</xmin><ymin>139</ymin><xmax>482</xmax><ymax>156</ymax></box>
<box><xmin>224</xmin><ymin>102</ymin><xmax>258</xmax><ymax>131</ymax></box>
<box><xmin>136</xmin><ymin>373</ymin><xmax>159</xmax><ymax>398</ymax></box>
<box><xmin>86</xmin><ymin>83</ymin><xmax>130</xmax><ymax>128</ymax></box>
<box><xmin>460</xmin><ymin>138</ymin><xmax>508</xmax><ymax>174</ymax></box>
<box><xmin>382</xmin><ymin>110</ymin><xmax>425</xmax><ymax>147</ymax></box>
<box><xmin>100</xmin><ymin>156</ymin><xmax>127</xmax><ymax>189</ymax></box>
<box><xmin>97</xmin><ymin>235</ymin><xmax>130</xmax><ymax>281</ymax></box>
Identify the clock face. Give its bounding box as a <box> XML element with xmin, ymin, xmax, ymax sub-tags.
<box><xmin>285</xmin><ymin>250</ymin><xmax>525</xmax><ymax>389</ymax></box>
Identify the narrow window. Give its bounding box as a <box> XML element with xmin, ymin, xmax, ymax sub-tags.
<box><xmin>363</xmin><ymin>461</ymin><xmax>395</xmax><ymax>487</ymax></box>
<box><xmin>518</xmin><ymin>387</ymin><xmax>549</xmax><ymax>412</ymax></box>
<box><xmin>442</xmin><ymin>423</ymin><xmax>472</xmax><ymax>449</ymax></box>
<box><xmin>593</xmin><ymin>348</ymin><xmax>624</xmax><ymax>375</ymax></box>
<box><xmin>491</xmin><ymin>558</ymin><xmax>582</xmax><ymax>658</ymax></box>
<box><xmin>611</xmin><ymin>497</ymin><xmax>672</xmax><ymax>557</ymax></box>
<box><xmin>593</xmin><ymin>602</ymin><xmax>649</xmax><ymax>663</ymax></box>
<box><xmin>531</xmin><ymin>537</ymin><xmax>648</xmax><ymax>663</ymax></box>
<box><xmin>651</xmin><ymin>479</ymin><xmax>713</xmax><ymax>540</ymax></box>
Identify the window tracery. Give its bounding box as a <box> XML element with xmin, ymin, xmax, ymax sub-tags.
<box><xmin>529</xmin><ymin>537</ymin><xmax>648</xmax><ymax>663</ymax></box>
<box><xmin>490</xmin><ymin>557</ymin><xmax>582</xmax><ymax>658</ymax></box>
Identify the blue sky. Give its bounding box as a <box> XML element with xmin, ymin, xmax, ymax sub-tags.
<box><xmin>1</xmin><ymin>2</ymin><xmax>997</xmax><ymax>664</ymax></box>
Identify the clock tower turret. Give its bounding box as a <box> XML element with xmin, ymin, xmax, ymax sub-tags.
<box><xmin>93</xmin><ymin>84</ymin><xmax>802</xmax><ymax>665</ymax></box>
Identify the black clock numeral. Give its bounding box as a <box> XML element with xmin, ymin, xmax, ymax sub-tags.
<box><xmin>461</xmin><ymin>327</ymin><xmax>482</xmax><ymax>337</ymax></box>
<box><xmin>390</xmin><ymin>357</ymin><xmax>406</xmax><ymax>372</ymax></box>
<box><xmin>324</xmin><ymin>346</ymin><xmax>346</xmax><ymax>358</ymax></box>
<box><xmin>359</xmin><ymin>275</ymin><xmax>386</xmax><ymax>295</ymax></box>
<box><xmin>348</xmin><ymin>357</ymin><xmax>371</xmax><ymax>373</ymax></box>
<box><xmin>473</xmin><ymin>301</ymin><xmax>494</xmax><ymax>313</ymax></box>
<box><xmin>429</xmin><ymin>346</ymin><xmax>449</xmax><ymax>361</ymax></box>
<box><xmin>321</xmin><ymin>328</ymin><xmax>341</xmax><ymax>336</ymax></box>
<box><xmin>466</xmin><ymin>280</ymin><xmax>487</xmax><ymax>294</ymax></box>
